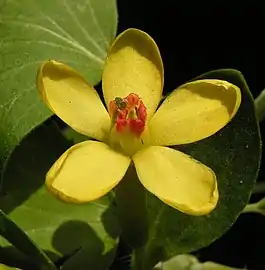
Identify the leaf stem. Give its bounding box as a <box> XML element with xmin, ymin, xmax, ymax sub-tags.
<box><xmin>252</xmin><ymin>182</ymin><xmax>265</xmax><ymax>194</ymax></box>
<box><xmin>255</xmin><ymin>88</ymin><xmax>265</xmax><ymax>122</ymax></box>
<box><xmin>114</xmin><ymin>165</ymin><xmax>148</xmax><ymax>248</ymax></box>
<box><xmin>242</xmin><ymin>197</ymin><xmax>265</xmax><ymax>216</ymax></box>
<box><xmin>242</xmin><ymin>203</ymin><xmax>261</xmax><ymax>215</ymax></box>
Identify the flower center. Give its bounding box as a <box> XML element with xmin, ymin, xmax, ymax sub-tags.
<box><xmin>109</xmin><ymin>93</ymin><xmax>147</xmax><ymax>137</ymax></box>
<box><xmin>108</xmin><ymin>93</ymin><xmax>148</xmax><ymax>156</ymax></box>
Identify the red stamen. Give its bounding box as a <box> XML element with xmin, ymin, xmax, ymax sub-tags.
<box><xmin>116</xmin><ymin>117</ymin><xmax>127</xmax><ymax>133</ymax></box>
<box><xmin>109</xmin><ymin>93</ymin><xmax>147</xmax><ymax>136</ymax></box>
<box><xmin>129</xmin><ymin>119</ymin><xmax>145</xmax><ymax>136</ymax></box>
<box><xmin>126</xmin><ymin>93</ymin><xmax>140</xmax><ymax>109</ymax></box>
<box><xmin>138</xmin><ymin>102</ymin><xmax>147</xmax><ymax>123</ymax></box>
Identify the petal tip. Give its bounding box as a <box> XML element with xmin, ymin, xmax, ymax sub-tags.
<box><xmin>45</xmin><ymin>141</ymin><xmax>131</xmax><ymax>204</ymax></box>
<box><xmin>149</xmin><ymin>78</ymin><xmax>242</xmax><ymax>146</ymax></box>
<box><xmin>36</xmin><ymin>60</ymin><xmax>111</xmax><ymax>141</ymax></box>
<box><xmin>169</xmin><ymin>168</ymin><xmax>219</xmax><ymax>216</ymax></box>
<box><xmin>162</xmin><ymin>183</ymin><xmax>219</xmax><ymax>216</ymax></box>
<box><xmin>102</xmin><ymin>28</ymin><xmax>164</xmax><ymax>119</ymax></box>
<box><xmin>45</xmin><ymin>162</ymin><xmax>107</xmax><ymax>204</ymax></box>
<box><xmin>45</xmin><ymin>178</ymin><xmax>84</xmax><ymax>204</ymax></box>
<box><xmin>134</xmin><ymin>146</ymin><xmax>219</xmax><ymax>216</ymax></box>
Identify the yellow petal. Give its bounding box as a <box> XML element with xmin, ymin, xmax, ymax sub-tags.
<box><xmin>102</xmin><ymin>28</ymin><xmax>164</xmax><ymax>119</ymax></box>
<box><xmin>37</xmin><ymin>60</ymin><xmax>110</xmax><ymax>141</ymax></box>
<box><xmin>133</xmin><ymin>146</ymin><xmax>218</xmax><ymax>215</ymax></box>
<box><xmin>148</xmin><ymin>79</ymin><xmax>241</xmax><ymax>145</ymax></box>
<box><xmin>46</xmin><ymin>141</ymin><xmax>131</xmax><ymax>203</ymax></box>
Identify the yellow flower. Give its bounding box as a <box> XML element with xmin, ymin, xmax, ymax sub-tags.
<box><xmin>37</xmin><ymin>28</ymin><xmax>241</xmax><ymax>216</ymax></box>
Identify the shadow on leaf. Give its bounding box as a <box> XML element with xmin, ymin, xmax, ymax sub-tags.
<box><xmin>0</xmin><ymin>120</ymin><xmax>70</xmax><ymax>213</ymax></box>
<box><xmin>0</xmin><ymin>246</ymin><xmax>59</xmax><ymax>270</ymax></box>
<box><xmin>0</xmin><ymin>120</ymin><xmax>120</xmax><ymax>270</ymax></box>
<box><xmin>52</xmin><ymin>220</ymin><xmax>117</xmax><ymax>270</ymax></box>
<box><xmin>0</xmin><ymin>246</ymin><xmax>36</xmax><ymax>269</ymax></box>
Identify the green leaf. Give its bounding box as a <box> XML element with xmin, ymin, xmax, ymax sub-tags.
<box><xmin>153</xmin><ymin>255</ymin><xmax>243</xmax><ymax>270</ymax></box>
<box><xmin>0</xmin><ymin>123</ymin><xmax>120</xmax><ymax>270</ymax></box>
<box><xmin>129</xmin><ymin>70</ymin><xmax>261</xmax><ymax>269</ymax></box>
<box><xmin>153</xmin><ymin>254</ymin><xmax>199</xmax><ymax>270</ymax></box>
<box><xmin>242</xmin><ymin>197</ymin><xmax>265</xmax><ymax>216</ymax></box>
<box><xmin>0</xmin><ymin>264</ymin><xmax>21</xmax><ymax>270</ymax></box>
<box><xmin>255</xmin><ymin>88</ymin><xmax>265</xmax><ymax>122</ymax></box>
<box><xmin>0</xmin><ymin>209</ymin><xmax>56</xmax><ymax>270</ymax></box>
<box><xmin>0</xmin><ymin>0</ymin><xmax>117</xmax><ymax>177</ymax></box>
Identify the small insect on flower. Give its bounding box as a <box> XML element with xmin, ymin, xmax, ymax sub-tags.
<box><xmin>114</xmin><ymin>97</ymin><xmax>127</xmax><ymax>109</ymax></box>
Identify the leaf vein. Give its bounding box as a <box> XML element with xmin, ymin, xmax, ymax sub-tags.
<box><xmin>1</xmin><ymin>40</ymin><xmax>89</xmax><ymax>58</ymax></box>
<box><xmin>1</xmin><ymin>19</ymin><xmax>104</xmax><ymax>65</ymax></box>
<box><xmin>85</xmin><ymin>0</ymin><xmax>109</xmax><ymax>48</ymax></box>
<box><xmin>62</xmin><ymin>0</ymin><xmax>106</xmax><ymax>57</ymax></box>
<box><xmin>0</xmin><ymin>60</ymin><xmax>43</xmax><ymax>81</ymax></box>
<box><xmin>9</xmin><ymin>101</ymin><xmax>41</xmax><ymax>134</ymax></box>
<box><xmin>0</xmin><ymin>86</ymin><xmax>35</xmax><ymax>124</ymax></box>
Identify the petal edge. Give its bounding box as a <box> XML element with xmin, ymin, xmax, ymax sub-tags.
<box><xmin>102</xmin><ymin>28</ymin><xmax>164</xmax><ymax>120</ymax></box>
<box><xmin>148</xmin><ymin>79</ymin><xmax>241</xmax><ymax>146</ymax></box>
<box><xmin>133</xmin><ymin>146</ymin><xmax>219</xmax><ymax>216</ymax></box>
<box><xmin>37</xmin><ymin>60</ymin><xmax>110</xmax><ymax>141</ymax></box>
<box><xmin>46</xmin><ymin>141</ymin><xmax>131</xmax><ymax>203</ymax></box>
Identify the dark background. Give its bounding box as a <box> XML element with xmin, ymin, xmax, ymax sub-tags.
<box><xmin>117</xmin><ymin>2</ymin><xmax>265</xmax><ymax>269</ymax></box>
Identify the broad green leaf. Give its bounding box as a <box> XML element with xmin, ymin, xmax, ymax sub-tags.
<box><xmin>0</xmin><ymin>0</ymin><xmax>117</xmax><ymax>177</ymax></box>
<box><xmin>0</xmin><ymin>209</ymin><xmax>56</xmax><ymax>270</ymax></box>
<box><xmin>0</xmin><ymin>123</ymin><xmax>120</xmax><ymax>270</ymax></box>
<box><xmin>0</xmin><ymin>264</ymin><xmax>21</xmax><ymax>270</ymax></box>
<box><xmin>153</xmin><ymin>254</ymin><xmax>199</xmax><ymax>270</ymax></box>
<box><xmin>127</xmin><ymin>70</ymin><xmax>261</xmax><ymax>270</ymax></box>
<box><xmin>255</xmin><ymin>88</ymin><xmax>265</xmax><ymax>122</ymax></box>
<box><xmin>153</xmin><ymin>255</ymin><xmax>243</xmax><ymax>270</ymax></box>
